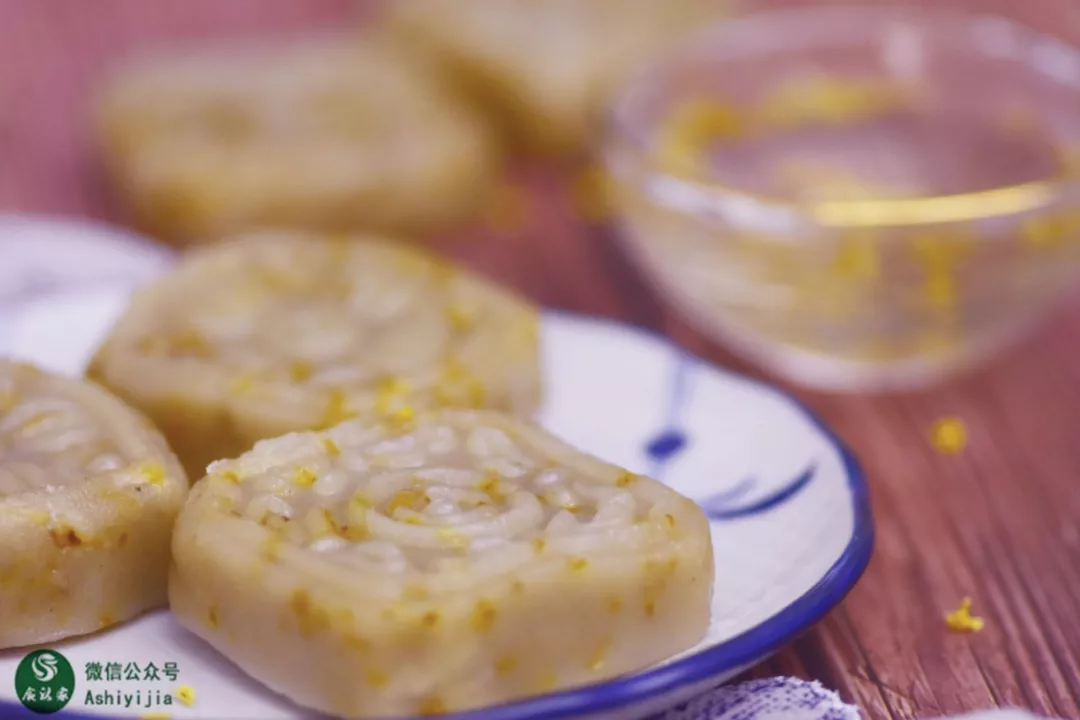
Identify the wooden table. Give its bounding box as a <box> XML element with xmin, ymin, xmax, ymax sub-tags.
<box><xmin>2</xmin><ymin>2</ymin><xmax>1080</xmax><ymax>718</ymax></box>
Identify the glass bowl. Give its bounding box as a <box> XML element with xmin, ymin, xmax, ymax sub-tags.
<box><xmin>603</xmin><ymin>5</ymin><xmax>1080</xmax><ymax>392</ymax></box>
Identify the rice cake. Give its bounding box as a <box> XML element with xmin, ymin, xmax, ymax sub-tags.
<box><xmin>0</xmin><ymin>360</ymin><xmax>188</xmax><ymax>648</ymax></box>
<box><xmin>384</xmin><ymin>0</ymin><xmax>728</xmax><ymax>155</ymax></box>
<box><xmin>169</xmin><ymin>410</ymin><xmax>713</xmax><ymax>717</ymax></box>
<box><xmin>86</xmin><ymin>231</ymin><xmax>541</xmax><ymax>479</ymax></box>
<box><xmin>96</xmin><ymin>35</ymin><xmax>499</xmax><ymax>245</ymax></box>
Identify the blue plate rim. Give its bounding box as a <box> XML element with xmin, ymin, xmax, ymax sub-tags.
<box><xmin>2</xmin><ymin>311</ymin><xmax>875</xmax><ymax>720</ymax></box>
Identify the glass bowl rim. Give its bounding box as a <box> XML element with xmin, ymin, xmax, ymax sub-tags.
<box><xmin>605</xmin><ymin>3</ymin><xmax>1080</xmax><ymax>230</ymax></box>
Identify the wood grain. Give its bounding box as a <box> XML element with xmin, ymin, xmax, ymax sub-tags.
<box><xmin>2</xmin><ymin>2</ymin><xmax>1080</xmax><ymax>718</ymax></box>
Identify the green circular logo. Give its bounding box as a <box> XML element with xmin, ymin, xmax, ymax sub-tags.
<box><xmin>14</xmin><ymin>649</ymin><xmax>75</xmax><ymax>714</ymax></box>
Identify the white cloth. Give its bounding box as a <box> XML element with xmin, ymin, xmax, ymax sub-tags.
<box><xmin>656</xmin><ymin>677</ymin><xmax>1051</xmax><ymax>720</ymax></box>
<box><xmin>658</xmin><ymin>678</ymin><xmax>860</xmax><ymax>720</ymax></box>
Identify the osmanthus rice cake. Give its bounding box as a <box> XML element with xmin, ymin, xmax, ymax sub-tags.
<box><xmin>0</xmin><ymin>360</ymin><xmax>187</xmax><ymax>649</ymax></box>
<box><xmin>87</xmin><ymin>231</ymin><xmax>541</xmax><ymax>479</ymax></box>
<box><xmin>168</xmin><ymin>410</ymin><xmax>714</xmax><ymax>718</ymax></box>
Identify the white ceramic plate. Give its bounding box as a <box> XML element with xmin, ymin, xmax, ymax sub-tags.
<box><xmin>0</xmin><ymin>217</ymin><xmax>873</xmax><ymax>720</ymax></box>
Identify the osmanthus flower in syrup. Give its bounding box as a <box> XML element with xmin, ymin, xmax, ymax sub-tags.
<box><xmin>168</xmin><ymin>410</ymin><xmax>714</xmax><ymax>718</ymax></box>
<box><xmin>86</xmin><ymin>231</ymin><xmax>541</xmax><ymax>479</ymax></box>
<box><xmin>0</xmin><ymin>360</ymin><xmax>188</xmax><ymax>649</ymax></box>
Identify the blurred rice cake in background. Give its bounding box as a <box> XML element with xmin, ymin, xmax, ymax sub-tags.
<box><xmin>384</xmin><ymin>0</ymin><xmax>729</xmax><ymax>156</ymax></box>
<box><xmin>95</xmin><ymin>35</ymin><xmax>499</xmax><ymax>246</ymax></box>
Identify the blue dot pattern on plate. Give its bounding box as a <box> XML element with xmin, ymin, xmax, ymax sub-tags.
<box><xmin>646</xmin><ymin>430</ymin><xmax>688</xmax><ymax>463</ymax></box>
<box><xmin>645</xmin><ymin>348</ymin><xmax>693</xmax><ymax>479</ymax></box>
<box><xmin>645</xmin><ymin>349</ymin><xmax>816</xmax><ymax>520</ymax></box>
